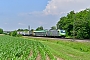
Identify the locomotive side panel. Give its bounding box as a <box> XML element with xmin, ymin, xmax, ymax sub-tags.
<box><xmin>47</xmin><ymin>30</ymin><xmax>59</xmax><ymax>36</ymax></box>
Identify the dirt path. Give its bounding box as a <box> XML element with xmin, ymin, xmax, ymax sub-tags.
<box><xmin>36</xmin><ymin>53</ymin><xmax>41</xmax><ymax>60</ymax></box>
<box><xmin>46</xmin><ymin>55</ymin><xmax>50</xmax><ymax>60</ymax></box>
<box><xmin>27</xmin><ymin>50</ymin><xmax>33</xmax><ymax>60</ymax></box>
<box><xmin>0</xmin><ymin>34</ymin><xmax>4</xmax><ymax>35</ymax></box>
<box><xmin>26</xmin><ymin>50</ymin><xmax>63</xmax><ymax>60</ymax></box>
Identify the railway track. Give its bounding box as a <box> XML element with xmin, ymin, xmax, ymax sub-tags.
<box><xmin>24</xmin><ymin>36</ymin><xmax>90</xmax><ymax>42</ymax></box>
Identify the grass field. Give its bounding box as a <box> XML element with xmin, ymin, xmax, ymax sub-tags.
<box><xmin>0</xmin><ymin>35</ymin><xmax>56</xmax><ymax>60</ymax></box>
<box><xmin>24</xmin><ymin>36</ymin><xmax>90</xmax><ymax>60</ymax></box>
<box><xmin>0</xmin><ymin>35</ymin><xmax>90</xmax><ymax>60</ymax></box>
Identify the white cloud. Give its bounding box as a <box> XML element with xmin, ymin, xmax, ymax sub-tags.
<box><xmin>43</xmin><ymin>0</ymin><xmax>90</xmax><ymax>15</ymax></box>
<box><xmin>20</xmin><ymin>0</ymin><xmax>90</xmax><ymax>16</ymax></box>
<box><xmin>17</xmin><ymin>0</ymin><xmax>90</xmax><ymax>29</ymax></box>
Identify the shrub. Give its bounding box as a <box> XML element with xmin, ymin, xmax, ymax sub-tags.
<box><xmin>10</xmin><ymin>31</ymin><xmax>17</xmax><ymax>37</ymax></box>
<box><xmin>0</xmin><ymin>28</ymin><xmax>3</xmax><ymax>34</ymax></box>
<box><xmin>16</xmin><ymin>34</ymin><xmax>22</xmax><ymax>37</ymax></box>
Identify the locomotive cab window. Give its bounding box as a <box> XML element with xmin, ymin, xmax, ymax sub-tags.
<box><xmin>61</xmin><ymin>30</ymin><xmax>65</xmax><ymax>33</ymax></box>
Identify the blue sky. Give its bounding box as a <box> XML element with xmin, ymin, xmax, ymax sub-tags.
<box><xmin>0</xmin><ymin>0</ymin><xmax>48</xmax><ymax>30</ymax></box>
<box><xmin>0</xmin><ymin>0</ymin><xmax>90</xmax><ymax>31</ymax></box>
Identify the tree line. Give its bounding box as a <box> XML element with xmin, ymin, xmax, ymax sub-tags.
<box><xmin>57</xmin><ymin>8</ymin><xmax>90</xmax><ymax>39</ymax></box>
<box><xmin>1</xmin><ymin>8</ymin><xmax>90</xmax><ymax>39</ymax></box>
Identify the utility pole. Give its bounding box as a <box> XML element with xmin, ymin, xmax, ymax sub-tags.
<box><xmin>28</xmin><ymin>25</ymin><xmax>30</xmax><ymax>35</ymax></box>
<box><xmin>57</xmin><ymin>24</ymin><xmax>60</xmax><ymax>29</ymax></box>
<box><xmin>56</xmin><ymin>24</ymin><xmax>58</xmax><ymax>29</ymax></box>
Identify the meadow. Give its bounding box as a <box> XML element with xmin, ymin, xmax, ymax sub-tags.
<box><xmin>0</xmin><ymin>35</ymin><xmax>90</xmax><ymax>60</ymax></box>
<box><xmin>0</xmin><ymin>35</ymin><xmax>56</xmax><ymax>60</ymax></box>
<box><xmin>25</xmin><ymin>37</ymin><xmax>90</xmax><ymax>60</ymax></box>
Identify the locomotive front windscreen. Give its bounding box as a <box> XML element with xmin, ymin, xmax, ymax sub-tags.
<box><xmin>61</xmin><ymin>30</ymin><xmax>65</xmax><ymax>33</ymax></box>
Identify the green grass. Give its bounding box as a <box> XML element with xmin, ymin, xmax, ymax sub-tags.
<box><xmin>0</xmin><ymin>35</ymin><xmax>90</xmax><ymax>60</ymax></box>
<box><xmin>0</xmin><ymin>35</ymin><xmax>56</xmax><ymax>60</ymax></box>
<box><xmin>24</xmin><ymin>37</ymin><xmax>90</xmax><ymax>60</ymax></box>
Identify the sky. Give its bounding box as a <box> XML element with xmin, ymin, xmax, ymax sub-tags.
<box><xmin>0</xmin><ymin>0</ymin><xmax>90</xmax><ymax>31</ymax></box>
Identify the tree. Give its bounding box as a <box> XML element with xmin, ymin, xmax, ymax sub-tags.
<box><xmin>9</xmin><ymin>30</ymin><xmax>22</xmax><ymax>37</ymax></box>
<box><xmin>36</xmin><ymin>26</ymin><xmax>43</xmax><ymax>31</ymax></box>
<box><xmin>31</xmin><ymin>29</ymin><xmax>34</xmax><ymax>31</ymax></box>
<box><xmin>50</xmin><ymin>26</ymin><xmax>56</xmax><ymax>30</ymax></box>
<box><xmin>17</xmin><ymin>29</ymin><xmax>23</xmax><ymax>31</ymax></box>
<box><xmin>10</xmin><ymin>31</ymin><xmax>17</xmax><ymax>37</ymax></box>
<box><xmin>24</xmin><ymin>29</ymin><xmax>29</xmax><ymax>31</ymax></box>
<box><xmin>57</xmin><ymin>8</ymin><xmax>90</xmax><ymax>39</ymax></box>
<box><xmin>0</xmin><ymin>28</ymin><xmax>3</xmax><ymax>34</ymax></box>
<box><xmin>17</xmin><ymin>29</ymin><xmax>29</xmax><ymax>31</ymax></box>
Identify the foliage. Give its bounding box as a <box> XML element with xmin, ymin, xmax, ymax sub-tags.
<box><xmin>28</xmin><ymin>37</ymin><xmax>90</xmax><ymax>60</ymax></box>
<box><xmin>0</xmin><ymin>28</ymin><xmax>3</xmax><ymax>34</ymax></box>
<box><xmin>17</xmin><ymin>29</ymin><xmax>29</xmax><ymax>31</ymax></box>
<box><xmin>50</xmin><ymin>26</ymin><xmax>56</xmax><ymax>30</ymax></box>
<box><xmin>0</xmin><ymin>36</ymin><xmax>56</xmax><ymax>60</ymax></box>
<box><xmin>36</xmin><ymin>26</ymin><xmax>43</xmax><ymax>31</ymax></box>
<box><xmin>16</xmin><ymin>34</ymin><xmax>22</xmax><ymax>37</ymax></box>
<box><xmin>31</xmin><ymin>29</ymin><xmax>34</xmax><ymax>31</ymax></box>
<box><xmin>24</xmin><ymin>29</ymin><xmax>29</xmax><ymax>31</ymax></box>
<box><xmin>9</xmin><ymin>31</ymin><xmax>22</xmax><ymax>37</ymax></box>
<box><xmin>9</xmin><ymin>31</ymin><xmax>17</xmax><ymax>37</ymax></box>
<box><xmin>57</xmin><ymin>9</ymin><xmax>90</xmax><ymax>39</ymax></box>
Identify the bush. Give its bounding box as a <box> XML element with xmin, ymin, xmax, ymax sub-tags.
<box><xmin>9</xmin><ymin>31</ymin><xmax>22</xmax><ymax>37</ymax></box>
<box><xmin>3</xmin><ymin>33</ymin><xmax>8</xmax><ymax>35</ymax></box>
<box><xmin>0</xmin><ymin>28</ymin><xmax>3</xmax><ymax>34</ymax></box>
<box><xmin>9</xmin><ymin>31</ymin><xmax>17</xmax><ymax>37</ymax></box>
<box><xmin>16</xmin><ymin>34</ymin><xmax>22</xmax><ymax>37</ymax></box>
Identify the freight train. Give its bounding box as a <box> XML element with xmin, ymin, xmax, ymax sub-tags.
<box><xmin>17</xmin><ymin>29</ymin><xmax>66</xmax><ymax>38</ymax></box>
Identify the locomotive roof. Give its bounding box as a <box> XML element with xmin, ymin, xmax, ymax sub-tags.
<box><xmin>33</xmin><ymin>30</ymin><xmax>47</xmax><ymax>32</ymax></box>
